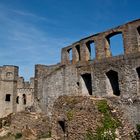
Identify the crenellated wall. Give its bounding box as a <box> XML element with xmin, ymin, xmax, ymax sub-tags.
<box><xmin>17</xmin><ymin>77</ymin><xmax>34</xmax><ymax>112</ymax></box>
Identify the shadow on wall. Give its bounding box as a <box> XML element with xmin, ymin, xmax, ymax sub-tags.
<box><xmin>81</xmin><ymin>73</ymin><xmax>92</xmax><ymax>95</ymax></box>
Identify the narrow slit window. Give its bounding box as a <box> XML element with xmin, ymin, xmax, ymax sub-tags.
<box><xmin>16</xmin><ymin>96</ymin><xmax>19</xmax><ymax>104</ymax></box>
<box><xmin>5</xmin><ymin>94</ymin><xmax>11</xmax><ymax>102</ymax></box>
<box><xmin>23</xmin><ymin>94</ymin><xmax>26</xmax><ymax>105</ymax></box>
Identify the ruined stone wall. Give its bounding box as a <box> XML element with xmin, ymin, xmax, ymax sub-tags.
<box><xmin>61</xmin><ymin>19</ymin><xmax>140</xmax><ymax>64</ymax></box>
<box><xmin>0</xmin><ymin>65</ymin><xmax>18</xmax><ymax>118</ymax></box>
<box><xmin>51</xmin><ymin>96</ymin><xmax>134</xmax><ymax>140</ymax></box>
<box><xmin>34</xmin><ymin>19</ymin><xmax>140</xmax><ymax>122</ymax></box>
<box><xmin>35</xmin><ymin>64</ymin><xmax>62</xmax><ymax>110</ymax></box>
<box><xmin>41</xmin><ymin>65</ymin><xmax>79</xmax><ymax>115</ymax></box>
<box><xmin>17</xmin><ymin>77</ymin><xmax>34</xmax><ymax>112</ymax></box>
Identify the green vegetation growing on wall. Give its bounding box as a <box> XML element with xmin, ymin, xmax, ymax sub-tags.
<box><xmin>85</xmin><ymin>100</ymin><xmax>121</xmax><ymax>140</ymax></box>
<box><xmin>67</xmin><ymin>110</ymin><xmax>74</xmax><ymax>121</ymax></box>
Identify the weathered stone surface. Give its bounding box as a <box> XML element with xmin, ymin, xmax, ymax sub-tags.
<box><xmin>33</xmin><ymin>19</ymin><xmax>140</xmax><ymax>128</ymax></box>
<box><xmin>51</xmin><ymin>96</ymin><xmax>135</xmax><ymax>140</ymax></box>
<box><xmin>10</xmin><ymin>111</ymin><xmax>50</xmax><ymax>139</ymax></box>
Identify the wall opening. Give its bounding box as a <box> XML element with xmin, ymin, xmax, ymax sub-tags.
<box><xmin>81</xmin><ymin>73</ymin><xmax>92</xmax><ymax>95</ymax></box>
<box><xmin>23</xmin><ymin>94</ymin><xmax>26</xmax><ymax>105</ymax></box>
<box><xmin>58</xmin><ymin>120</ymin><xmax>65</xmax><ymax>133</ymax></box>
<box><xmin>75</xmin><ymin>45</ymin><xmax>81</xmax><ymax>61</ymax></box>
<box><xmin>106</xmin><ymin>70</ymin><xmax>120</xmax><ymax>96</ymax></box>
<box><xmin>136</xmin><ymin>67</ymin><xmax>140</xmax><ymax>79</ymax></box>
<box><xmin>67</xmin><ymin>48</ymin><xmax>72</xmax><ymax>63</ymax></box>
<box><xmin>77</xmin><ymin>82</ymin><xmax>80</xmax><ymax>86</ymax></box>
<box><xmin>86</xmin><ymin>41</ymin><xmax>95</xmax><ymax>60</ymax></box>
<box><xmin>137</xmin><ymin>26</ymin><xmax>140</xmax><ymax>35</ymax></box>
<box><xmin>106</xmin><ymin>33</ymin><xmax>124</xmax><ymax>56</ymax></box>
<box><xmin>136</xmin><ymin>67</ymin><xmax>140</xmax><ymax>94</ymax></box>
<box><xmin>5</xmin><ymin>94</ymin><xmax>11</xmax><ymax>102</ymax></box>
<box><xmin>16</xmin><ymin>96</ymin><xmax>19</xmax><ymax>104</ymax></box>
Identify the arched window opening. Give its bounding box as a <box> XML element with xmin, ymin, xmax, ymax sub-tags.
<box><xmin>136</xmin><ymin>67</ymin><xmax>140</xmax><ymax>79</ymax></box>
<box><xmin>16</xmin><ymin>96</ymin><xmax>19</xmax><ymax>104</ymax></box>
<box><xmin>75</xmin><ymin>45</ymin><xmax>81</xmax><ymax>61</ymax></box>
<box><xmin>137</xmin><ymin>26</ymin><xmax>140</xmax><ymax>35</ymax></box>
<box><xmin>106</xmin><ymin>70</ymin><xmax>120</xmax><ymax>96</ymax></box>
<box><xmin>23</xmin><ymin>94</ymin><xmax>26</xmax><ymax>105</ymax></box>
<box><xmin>86</xmin><ymin>41</ymin><xmax>95</xmax><ymax>60</ymax></box>
<box><xmin>67</xmin><ymin>48</ymin><xmax>72</xmax><ymax>63</ymax></box>
<box><xmin>81</xmin><ymin>73</ymin><xmax>92</xmax><ymax>95</ymax></box>
<box><xmin>106</xmin><ymin>33</ymin><xmax>124</xmax><ymax>56</ymax></box>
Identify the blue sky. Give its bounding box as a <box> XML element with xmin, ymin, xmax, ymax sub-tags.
<box><xmin>0</xmin><ymin>0</ymin><xmax>139</xmax><ymax>80</ymax></box>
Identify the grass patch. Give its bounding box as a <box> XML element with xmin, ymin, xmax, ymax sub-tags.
<box><xmin>97</xmin><ymin>100</ymin><xmax>109</xmax><ymax>113</ymax></box>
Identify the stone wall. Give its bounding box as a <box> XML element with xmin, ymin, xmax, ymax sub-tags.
<box><xmin>61</xmin><ymin>19</ymin><xmax>140</xmax><ymax>64</ymax></box>
<box><xmin>0</xmin><ymin>65</ymin><xmax>35</xmax><ymax>118</ymax></box>
<box><xmin>34</xmin><ymin>19</ymin><xmax>140</xmax><ymax>123</ymax></box>
<box><xmin>51</xmin><ymin>96</ymin><xmax>134</xmax><ymax>140</ymax></box>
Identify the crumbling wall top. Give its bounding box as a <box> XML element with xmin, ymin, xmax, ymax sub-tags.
<box><xmin>61</xmin><ymin>19</ymin><xmax>140</xmax><ymax>65</ymax></box>
<box><xmin>17</xmin><ymin>77</ymin><xmax>34</xmax><ymax>89</ymax></box>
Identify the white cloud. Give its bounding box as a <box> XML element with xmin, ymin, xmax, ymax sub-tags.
<box><xmin>0</xmin><ymin>4</ymin><xmax>72</xmax><ymax>80</ymax></box>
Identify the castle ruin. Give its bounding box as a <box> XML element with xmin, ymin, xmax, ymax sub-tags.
<box><xmin>1</xmin><ymin>19</ymin><xmax>140</xmax><ymax>127</ymax></box>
